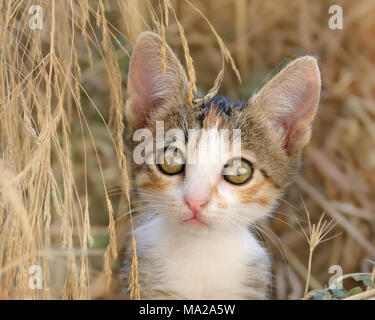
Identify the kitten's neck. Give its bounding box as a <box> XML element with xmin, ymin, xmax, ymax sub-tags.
<box><xmin>131</xmin><ymin>212</ymin><xmax>271</xmax><ymax>299</ymax></box>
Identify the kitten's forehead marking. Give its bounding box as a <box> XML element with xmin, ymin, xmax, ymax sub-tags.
<box><xmin>203</xmin><ymin>106</ymin><xmax>223</xmax><ymax>129</ymax></box>
<box><xmin>183</xmin><ymin>126</ymin><xmax>230</xmax><ymax>199</ymax></box>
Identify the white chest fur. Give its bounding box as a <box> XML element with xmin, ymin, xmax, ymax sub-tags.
<box><xmin>130</xmin><ymin>215</ymin><xmax>270</xmax><ymax>299</ymax></box>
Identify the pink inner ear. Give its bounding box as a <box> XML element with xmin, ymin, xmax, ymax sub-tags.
<box><xmin>130</xmin><ymin>84</ymin><xmax>164</xmax><ymax>127</ymax></box>
<box><xmin>283</xmin><ymin>122</ymin><xmax>305</xmax><ymax>155</ymax></box>
<box><xmin>129</xmin><ymin>54</ymin><xmax>163</xmax><ymax>125</ymax></box>
<box><xmin>130</xmin><ymin>80</ymin><xmax>149</xmax><ymax>124</ymax></box>
<box><xmin>279</xmin><ymin>81</ymin><xmax>318</xmax><ymax>155</ymax></box>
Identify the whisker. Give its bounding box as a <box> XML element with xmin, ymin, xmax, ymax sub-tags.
<box><xmin>255</xmin><ymin>222</ymin><xmax>289</xmax><ymax>265</ymax></box>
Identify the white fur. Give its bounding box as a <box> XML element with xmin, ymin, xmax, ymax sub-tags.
<box><xmin>132</xmin><ymin>215</ymin><xmax>270</xmax><ymax>299</ymax></box>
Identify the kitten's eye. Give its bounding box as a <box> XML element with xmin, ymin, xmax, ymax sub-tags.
<box><xmin>223</xmin><ymin>158</ymin><xmax>253</xmax><ymax>185</ymax></box>
<box><xmin>157</xmin><ymin>147</ymin><xmax>185</xmax><ymax>175</ymax></box>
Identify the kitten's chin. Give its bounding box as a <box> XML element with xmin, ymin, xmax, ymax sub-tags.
<box><xmin>180</xmin><ymin>223</ymin><xmax>211</xmax><ymax>235</ymax></box>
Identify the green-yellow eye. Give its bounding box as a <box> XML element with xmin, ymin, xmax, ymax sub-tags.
<box><xmin>157</xmin><ymin>147</ymin><xmax>185</xmax><ymax>175</ymax></box>
<box><xmin>223</xmin><ymin>158</ymin><xmax>253</xmax><ymax>185</ymax></box>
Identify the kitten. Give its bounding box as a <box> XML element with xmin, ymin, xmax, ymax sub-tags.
<box><xmin>121</xmin><ymin>31</ymin><xmax>321</xmax><ymax>299</ymax></box>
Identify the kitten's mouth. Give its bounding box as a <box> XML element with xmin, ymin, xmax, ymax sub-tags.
<box><xmin>183</xmin><ymin>216</ymin><xmax>207</xmax><ymax>226</ymax></box>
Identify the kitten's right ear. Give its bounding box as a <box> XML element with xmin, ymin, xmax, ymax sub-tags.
<box><xmin>126</xmin><ymin>31</ymin><xmax>189</xmax><ymax>130</ymax></box>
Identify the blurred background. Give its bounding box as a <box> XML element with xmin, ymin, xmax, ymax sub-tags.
<box><xmin>0</xmin><ymin>0</ymin><xmax>374</xmax><ymax>299</ymax></box>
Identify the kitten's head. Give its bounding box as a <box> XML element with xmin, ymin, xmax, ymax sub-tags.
<box><xmin>126</xmin><ymin>32</ymin><xmax>321</xmax><ymax>233</ymax></box>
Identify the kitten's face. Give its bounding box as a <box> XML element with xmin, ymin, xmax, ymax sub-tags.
<box><xmin>132</xmin><ymin>101</ymin><xmax>287</xmax><ymax>232</ymax></box>
<box><xmin>126</xmin><ymin>32</ymin><xmax>321</xmax><ymax>233</ymax></box>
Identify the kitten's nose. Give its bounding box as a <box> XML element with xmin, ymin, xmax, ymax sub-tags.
<box><xmin>184</xmin><ymin>197</ymin><xmax>209</xmax><ymax>216</ymax></box>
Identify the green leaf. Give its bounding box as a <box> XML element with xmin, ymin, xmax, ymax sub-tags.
<box><xmin>353</xmin><ymin>275</ymin><xmax>373</xmax><ymax>287</ymax></box>
<box><xmin>322</xmin><ymin>291</ymin><xmax>332</xmax><ymax>300</ymax></box>
<box><xmin>308</xmin><ymin>289</ymin><xmax>328</xmax><ymax>300</ymax></box>
<box><xmin>363</xmin><ymin>278</ymin><xmax>373</xmax><ymax>287</ymax></box>
<box><xmin>313</xmin><ymin>293</ymin><xmax>326</xmax><ymax>300</ymax></box>
<box><xmin>348</xmin><ymin>287</ymin><xmax>363</xmax><ymax>296</ymax></box>
<box><xmin>311</xmin><ymin>289</ymin><xmax>332</xmax><ymax>300</ymax></box>
<box><xmin>331</xmin><ymin>288</ymin><xmax>347</xmax><ymax>298</ymax></box>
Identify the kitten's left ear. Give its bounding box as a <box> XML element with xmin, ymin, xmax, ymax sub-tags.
<box><xmin>250</xmin><ymin>56</ymin><xmax>321</xmax><ymax>155</ymax></box>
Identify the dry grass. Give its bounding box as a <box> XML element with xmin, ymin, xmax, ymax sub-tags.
<box><xmin>0</xmin><ymin>0</ymin><xmax>374</xmax><ymax>300</ymax></box>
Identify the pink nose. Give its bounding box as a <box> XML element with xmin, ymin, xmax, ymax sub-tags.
<box><xmin>184</xmin><ymin>197</ymin><xmax>209</xmax><ymax>216</ymax></box>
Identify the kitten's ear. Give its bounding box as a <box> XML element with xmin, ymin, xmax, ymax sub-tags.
<box><xmin>250</xmin><ymin>56</ymin><xmax>321</xmax><ymax>155</ymax></box>
<box><xmin>126</xmin><ymin>31</ymin><xmax>189</xmax><ymax>130</ymax></box>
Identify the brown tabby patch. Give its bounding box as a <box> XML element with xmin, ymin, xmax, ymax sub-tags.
<box><xmin>203</xmin><ymin>106</ymin><xmax>224</xmax><ymax>129</ymax></box>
